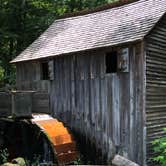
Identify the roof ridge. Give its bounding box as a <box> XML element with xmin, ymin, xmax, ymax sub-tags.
<box><xmin>57</xmin><ymin>0</ymin><xmax>139</xmax><ymax>20</ymax></box>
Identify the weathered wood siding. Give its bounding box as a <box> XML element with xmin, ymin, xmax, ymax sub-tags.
<box><xmin>16</xmin><ymin>61</ymin><xmax>50</xmax><ymax>92</ymax></box>
<box><xmin>50</xmin><ymin>43</ymin><xmax>145</xmax><ymax>164</ymax></box>
<box><xmin>0</xmin><ymin>92</ymin><xmax>50</xmax><ymax>115</ymax></box>
<box><xmin>32</xmin><ymin>92</ymin><xmax>50</xmax><ymax>114</ymax></box>
<box><xmin>145</xmin><ymin>15</ymin><xmax>166</xmax><ymax>165</ymax></box>
<box><xmin>0</xmin><ymin>92</ymin><xmax>11</xmax><ymax>116</ymax></box>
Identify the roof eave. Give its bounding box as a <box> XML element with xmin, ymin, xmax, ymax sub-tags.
<box><xmin>10</xmin><ymin>38</ymin><xmax>143</xmax><ymax>64</ymax></box>
<box><xmin>143</xmin><ymin>12</ymin><xmax>166</xmax><ymax>40</ymax></box>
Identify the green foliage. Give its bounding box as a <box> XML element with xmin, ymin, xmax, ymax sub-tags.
<box><xmin>152</xmin><ymin>128</ymin><xmax>166</xmax><ymax>165</ymax></box>
<box><xmin>25</xmin><ymin>155</ymin><xmax>40</xmax><ymax>166</ymax></box>
<box><xmin>0</xmin><ymin>65</ymin><xmax>4</xmax><ymax>83</ymax></box>
<box><xmin>0</xmin><ymin>148</ymin><xmax>9</xmax><ymax>164</ymax></box>
<box><xmin>31</xmin><ymin>155</ymin><xmax>40</xmax><ymax>166</ymax></box>
<box><xmin>73</xmin><ymin>157</ymin><xmax>83</xmax><ymax>165</ymax></box>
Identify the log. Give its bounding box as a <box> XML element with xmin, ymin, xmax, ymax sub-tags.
<box><xmin>112</xmin><ymin>155</ymin><xmax>139</xmax><ymax>166</ymax></box>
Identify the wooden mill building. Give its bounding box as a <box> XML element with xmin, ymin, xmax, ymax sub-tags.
<box><xmin>11</xmin><ymin>0</ymin><xmax>166</xmax><ymax>165</ymax></box>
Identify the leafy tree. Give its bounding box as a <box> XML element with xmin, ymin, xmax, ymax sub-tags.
<box><xmin>0</xmin><ymin>65</ymin><xmax>4</xmax><ymax>86</ymax></box>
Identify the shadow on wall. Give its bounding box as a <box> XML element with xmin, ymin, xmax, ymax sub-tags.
<box><xmin>68</xmin><ymin>128</ymin><xmax>108</xmax><ymax>165</ymax></box>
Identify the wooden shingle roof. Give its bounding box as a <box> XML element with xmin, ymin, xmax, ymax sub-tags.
<box><xmin>11</xmin><ymin>0</ymin><xmax>166</xmax><ymax>63</ymax></box>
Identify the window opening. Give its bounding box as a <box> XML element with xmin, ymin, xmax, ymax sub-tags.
<box><xmin>41</xmin><ymin>62</ymin><xmax>49</xmax><ymax>80</ymax></box>
<box><xmin>105</xmin><ymin>51</ymin><xmax>117</xmax><ymax>73</ymax></box>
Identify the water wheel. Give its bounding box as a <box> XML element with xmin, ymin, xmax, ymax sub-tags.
<box><xmin>32</xmin><ymin>114</ymin><xmax>78</xmax><ymax>164</ymax></box>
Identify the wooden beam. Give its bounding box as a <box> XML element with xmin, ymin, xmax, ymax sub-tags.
<box><xmin>112</xmin><ymin>155</ymin><xmax>139</xmax><ymax>166</ymax></box>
